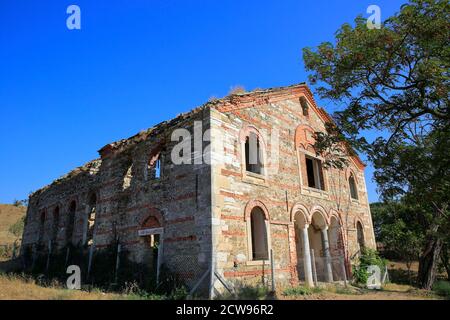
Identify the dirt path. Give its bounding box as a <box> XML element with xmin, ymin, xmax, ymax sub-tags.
<box><xmin>279</xmin><ymin>284</ymin><xmax>440</xmax><ymax>300</ymax></box>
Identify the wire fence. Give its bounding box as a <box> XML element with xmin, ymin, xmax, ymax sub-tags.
<box><xmin>165</xmin><ymin>254</ymin><xmax>209</xmax><ymax>295</ymax></box>
<box><xmin>296</xmin><ymin>251</ymin><xmax>349</xmax><ymax>286</ymax></box>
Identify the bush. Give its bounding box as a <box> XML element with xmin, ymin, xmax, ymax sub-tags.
<box><xmin>9</xmin><ymin>217</ymin><xmax>25</xmax><ymax>238</ymax></box>
<box><xmin>352</xmin><ymin>248</ymin><xmax>387</xmax><ymax>286</ymax></box>
<box><xmin>282</xmin><ymin>286</ymin><xmax>323</xmax><ymax>296</ymax></box>
<box><xmin>433</xmin><ymin>281</ymin><xmax>450</xmax><ymax>298</ymax></box>
<box><xmin>215</xmin><ymin>283</ymin><xmax>271</xmax><ymax>300</ymax></box>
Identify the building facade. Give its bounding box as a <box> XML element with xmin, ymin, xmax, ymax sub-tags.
<box><xmin>21</xmin><ymin>83</ymin><xmax>376</xmax><ymax>295</ymax></box>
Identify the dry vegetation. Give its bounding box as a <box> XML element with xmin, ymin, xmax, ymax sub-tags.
<box><xmin>0</xmin><ymin>204</ymin><xmax>26</xmax><ymax>245</ymax></box>
<box><xmin>279</xmin><ymin>283</ymin><xmax>440</xmax><ymax>300</ymax></box>
<box><xmin>0</xmin><ymin>273</ymin><xmax>127</xmax><ymax>300</ymax></box>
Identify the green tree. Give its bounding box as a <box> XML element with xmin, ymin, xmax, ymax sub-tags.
<box><xmin>303</xmin><ymin>0</ymin><xmax>449</xmax><ymax>289</ymax></box>
<box><xmin>371</xmin><ymin>202</ymin><xmax>424</xmax><ymax>283</ymax></box>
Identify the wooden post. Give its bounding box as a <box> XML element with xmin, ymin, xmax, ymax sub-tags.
<box><xmin>114</xmin><ymin>243</ymin><xmax>121</xmax><ymax>284</ymax></box>
<box><xmin>270</xmin><ymin>249</ymin><xmax>276</xmax><ymax>292</ymax></box>
<box><xmin>31</xmin><ymin>244</ymin><xmax>37</xmax><ymax>270</ymax></box>
<box><xmin>87</xmin><ymin>244</ymin><xmax>94</xmax><ymax>280</ymax></box>
<box><xmin>64</xmin><ymin>247</ymin><xmax>70</xmax><ymax>268</ymax></box>
<box><xmin>310</xmin><ymin>249</ymin><xmax>318</xmax><ymax>286</ymax></box>
<box><xmin>46</xmin><ymin>240</ymin><xmax>52</xmax><ymax>275</ymax></box>
<box><xmin>341</xmin><ymin>256</ymin><xmax>348</xmax><ymax>287</ymax></box>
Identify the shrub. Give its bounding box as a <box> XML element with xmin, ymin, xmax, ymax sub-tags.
<box><xmin>282</xmin><ymin>286</ymin><xmax>322</xmax><ymax>296</ymax></box>
<box><xmin>228</xmin><ymin>85</ymin><xmax>246</xmax><ymax>95</ymax></box>
<box><xmin>9</xmin><ymin>217</ymin><xmax>25</xmax><ymax>238</ymax></box>
<box><xmin>433</xmin><ymin>281</ymin><xmax>450</xmax><ymax>298</ymax></box>
<box><xmin>352</xmin><ymin>248</ymin><xmax>387</xmax><ymax>286</ymax></box>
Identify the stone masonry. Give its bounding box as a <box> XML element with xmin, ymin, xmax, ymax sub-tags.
<box><xmin>21</xmin><ymin>83</ymin><xmax>376</xmax><ymax>295</ymax></box>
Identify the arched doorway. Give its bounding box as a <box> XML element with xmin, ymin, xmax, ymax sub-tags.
<box><xmin>309</xmin><ymin>211</ymin><xmax>333</xmax><ymax>283</ymax></box>
<box><xmin>329</xmin><ymin>215</ymin><xmax>346</xmax><ymax>280</ymax></box>
<box><xmin>138</xmin><ymin>210</ymin><xmax>164</xmax><ymax>283</ymax></box>
<box><xmin>293</xmin><ymin>209</ymin><xmax>314</xmax><ymax>287</ymax></box>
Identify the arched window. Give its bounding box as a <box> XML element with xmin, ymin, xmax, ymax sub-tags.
<box><xmin>52</xmin><ymin>206</ymin><xmax>60</xmax><ymax>242</ymax></box>
<box><xmin>66</xmin><ymin>201</ymin><xmax>76</xmax><ymax>245</ymax></box>
<box><xmin>145</xmin><ymin>151</ymin><xmax>164</xmax><ymax>181</ymax></box>
<box><xmin>245</xmin><ymin>132</ymin><xmax>264</xmax><ymax>175</ymax></box>
<box><xmin>356</xmin><ymin>221</ymin><xmax>365</xmax><ymax>251</ymax></box>
<box><xmin>300</xmin><ymin>96</ymin><xmax>309</xmax><ymax>117</ymax></box>
<box><xmin>250</xmin><ymin>207</ymin><xmax>269</xmax><ymax>260</ymax></box>
<box><xmin>86</xmin><ymin>194</ymin><xmax>97</xmax><ymax>245</ymax></box>
<box><xmin>122</xmin><ymin>163</ymin><xmax>133</xmax><ymax>190</ymax></box>
<box><xmin>349</xmin><ymin>174</ymin><xmax>358</xmax><ymax>200</ymax></box>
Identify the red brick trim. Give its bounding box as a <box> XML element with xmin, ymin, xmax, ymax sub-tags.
<box><xmin>244</xmin><ymin>199</ymin><xmax>270</xmax><ymax>221</ymax></box>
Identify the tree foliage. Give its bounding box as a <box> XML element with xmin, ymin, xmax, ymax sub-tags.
<box><xmin>303</xmin><ymin>0</ymin><xmax>449</xmax><ymax>289</ymax></box>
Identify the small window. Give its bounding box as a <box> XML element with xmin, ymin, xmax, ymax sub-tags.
<box><xmin>349</xmin><ymin>174</ymin><xmax>358</xmax><ymax>200</ymax></box>
<box><xmin>122</xmin><ymin>164</ymin><xmax>133</xmax><ymax>190</ymax></box>
<box><xmin>245</xmin><ymin>132</ymin><xmax>264</xmax><ymax>175</ymax></box>
<box><xmin>305</xmin><ymin>156</ymin><xmax>325</xmax><ymax>190</ymax></box>
<box><xmin>86</xmin><ymin>194</ymin><xmax>97</xmax><ymax>245</ymax></box>
<box><xmin>146</xmin><ymin>152</ymin><xmax>163</xmax><ymax>180</ymax></box>
<box><xmin>300</xmin><ymin>96</ymin><xmax>309</xmax><ymax>117</ymax></box>
<box><xmin>250</xmin><ymin>207</ymin><xmax>269</xmax><ymax>260</ymax></box>
<box><xmin>155</xmin><ymin>157</ymin><xmax>161</xmax><ymax>179</ymax></box>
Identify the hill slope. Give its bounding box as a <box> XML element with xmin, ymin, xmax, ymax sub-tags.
<box><xmin>0</xmin><ymin>204</ymin><xmax>26</xmax><ymax>245</ymax></box>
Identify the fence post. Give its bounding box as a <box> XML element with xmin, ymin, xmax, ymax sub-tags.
<box><xmin>114</xmin><ymin>243</ymin><xmax>121</xmax><ymax>284</ymax></box>
<box><xmin>64</xmin><ymin>246</ymin><xmax>70</xmax><ymax>268</ymax></box>
<box><xmin>87</xmin><ymin>244</ymin><xmax>94</xmax><ymax>281</ymax></box>
<box><xmin>310</xmin><ymin>249</ymin><xmax>318</xmax><ymax>286</ymax></box>
<box><xmin>270</xmin><ymin>249</ymin><xmax>276</xmax><ymax>292</ymax></box>
<box><xmin>46</xmin><ymin>240</ymin><xmax>52</xmax><ymax>275</ymax></box>
<box><xmin>340</xmin><ymin>256</ymin><xmax>348</xmax><ymax>287</ymax></box>
<box><xmin>31</xmin><ymin>243</ymin><xmax>37</xmax><ymax>270</ymax></box>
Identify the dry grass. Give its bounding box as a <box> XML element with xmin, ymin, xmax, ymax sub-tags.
<box><xmin>279</xmin><ymin>282</ymin><xmax>441</xmax><ymax>300</ymax></box>
<box><xmin>0</xmin><ymin>273</ymin><xmax>128</xmax><ymax>300</ymax></box>
<box><xmin>0</xmin><ymin>204</ymin><xmax>26</xmax><ymax>245</ymax></box>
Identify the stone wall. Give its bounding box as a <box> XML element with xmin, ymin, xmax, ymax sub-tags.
<box><xmin>209</xmin><ymin>84</ymin><xmax>376</xmax><ymax>289</ymax></box>
<box><xmin>21</xmin><ymin>83</ymin><xmax>377</xmax><ymax>294</ymax></box>
<box><xmin>22</xmin><ymin>107</ymin><xmax>213</xmax><ymax>291</ymax></box>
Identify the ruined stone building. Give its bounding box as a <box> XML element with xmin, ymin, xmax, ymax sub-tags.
<box><xmin>21</xmin><ymin>83</ymin><xmax>376</xmax><ymax>294</ymax></box>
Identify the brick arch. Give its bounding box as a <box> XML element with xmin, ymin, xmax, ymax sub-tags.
<box><xmin>67</xmin><ymin>197</ymin><xmax>78</xmax><ymax>212</ymax></box>
<box><xmin>140</xmin><ymin>207</ymin><xmax>164</xmax><ymax>228</ymax></box>
<box><xmin>328</xmin><ymin>209</ymin><xmax>342</xmax><ymax>226</ymax></box>
<box><xmin>294</xmin><ymin>125</ymin><xmax>315</xmax><ymax>150</ymax></box>
<box><xmin>346</xmin><ymin>167</ymin><xmax>359</xmax><ymax>183</ymax></box>
<box><xmin>239</xmin><ymin>124</ymin><xmax>267</xmax><ymax>149</ymax></box>
<box><xmin>290</xmin><ymin>203</ymin><xmax>311</xmax><ymax>225</ymax></box>
<box><xmin>354</xmin><ymin>217</ymin><xmax>365</xmax><ymax>230</ymax></box>
<box><xmin>310</xmin><ymin>205</ymin><xmax>330</xmax><ymax>227</ymax></box>
<box><xmin>244</xmin><ymin>200</ymin><xmax>270</xmax><ymax>222</ymax></box>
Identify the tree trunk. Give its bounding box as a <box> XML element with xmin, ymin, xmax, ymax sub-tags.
<box><xmin>418</xmin><ymin>237</ymin><xmax>443</xmax><ymax>290</ymax></box>
<box><xmin>441</xmin><ymin>244</ymin><xmax>450</xmax><ymax>281</ymax></box>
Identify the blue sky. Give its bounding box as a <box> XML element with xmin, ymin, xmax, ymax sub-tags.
<box><xmin>0</xmin><ymin>0</ymin><xmax>406</xmax><ymax>204</ymax></box>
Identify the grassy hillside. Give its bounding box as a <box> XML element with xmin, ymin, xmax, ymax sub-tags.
<box><xmin>0</xmin><ymin>204</ymin><xmax>26</xmax><ymax>245</ymax></box>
